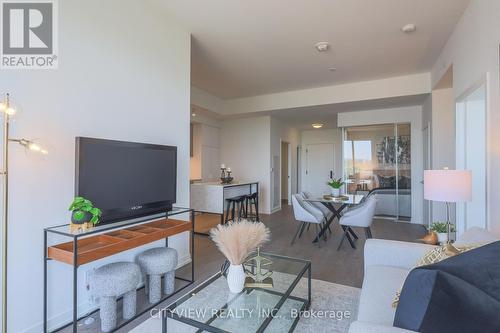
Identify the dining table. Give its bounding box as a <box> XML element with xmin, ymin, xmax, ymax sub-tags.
<box><xmin>304</xmin><ymin>194</ymin><xmax>365</xmax><ymax>247</ymax></box>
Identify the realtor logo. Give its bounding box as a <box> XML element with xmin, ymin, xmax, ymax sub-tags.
<box><xmin>1</xmin><ymin>0</ymin><xmax>58</xmax><ymax>69</ymax></box>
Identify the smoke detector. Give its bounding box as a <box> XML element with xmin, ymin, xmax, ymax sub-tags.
<box><xmin>401</xmin><ymin>24</ymin><xmax>417</xmax><ymax>33</ymax></box>
<box><xmin>314</xmin><ymin>42</ymin><xmax>330</xmax><ymax>52</ymax></box>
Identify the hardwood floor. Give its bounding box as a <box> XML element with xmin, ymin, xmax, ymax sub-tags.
<box><xmin>194</xmin><ymin>204</ymin><xmax>426</xmax><ymax>288</ymax></box>
<box><xmin>62</xmin><ymin>205</ymin><xmax>426</xmax><ymax>332</ymax></box>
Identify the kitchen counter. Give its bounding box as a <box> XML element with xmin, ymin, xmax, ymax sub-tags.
<box><xmin>190</xmin><ymin>181</ymin><xmax>259</xmax><ymax>216</ymax></box>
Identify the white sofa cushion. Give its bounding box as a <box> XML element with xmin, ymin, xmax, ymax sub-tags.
<box><xmin>454</xmin><ymin>226</ymin><xmax>498</xmax><ymax>246</ymax></box>
<box><xmin>357</xmin><ymin>265</ymin><xmax>409</xmax><ymax>326</ymax></box>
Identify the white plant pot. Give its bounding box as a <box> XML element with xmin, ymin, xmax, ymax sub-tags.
<box><xmin>331</xmin><ymin>188</ymin><xmax>340</xmax><ymax>197</ymax></box>
<box><xmin>227</xmin><ymin>264</ymin><xmax>245</xmax><ymax>293</ymax></box>
<box><xmin>437</xmin><ymin>233</ymin><xmax>448</xmax><ymax>244</ymax></box>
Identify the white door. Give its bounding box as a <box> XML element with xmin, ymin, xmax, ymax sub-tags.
<box><xmin>456</xmin><ymin>81</ymin><xmax>487</xmax><ymax>237</ymax></box>
<box><xmin>304</xmin><ymin>143</ymin><xmax>335</xmax><ymax>196</ymax></box>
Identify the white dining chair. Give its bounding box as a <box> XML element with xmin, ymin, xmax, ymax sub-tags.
<box><xmin>337</xmin><ymin>196</ymin><xmax>377</xmax><ymax>250</ymax></box>
<box><xmin>291</xmin><ymin>193</ymin><xmax>326</xmax><ymax>247</ymax></box>
<box><xmin>301</xmin><ymin>191</ymin><xmax>333</xmax><ymax>234</ymax></box>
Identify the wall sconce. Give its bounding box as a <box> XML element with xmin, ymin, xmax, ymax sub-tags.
<box><xmin>0</xmin><ymin>93</ymin><xmax>48</xmax><ymax>332</ymax></box>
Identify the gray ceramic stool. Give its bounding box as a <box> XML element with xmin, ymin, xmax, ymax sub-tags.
<box><xmin>137</xmin><ymin>247</ymin><xmax>178</xmax><ymax>304</ymax></box>
<box><xmin>91</xmin><ymin>262</ymin><xmax>141</xmax><ymax>332</ymax></box>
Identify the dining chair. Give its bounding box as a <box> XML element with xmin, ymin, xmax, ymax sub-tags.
<box><xmin>291</xmin><ymin>194</ymin><xmax>326</xmax><ymax>248</ymax></box>
<box><xmin>337</xmin><ymin>196</ymin><xmax>377</xmax><ymax>250</ymax></box>
<box><xmin>301</xmin><ymin>191</ymin><xmax>333</xmax><ymax>234</ymax></box>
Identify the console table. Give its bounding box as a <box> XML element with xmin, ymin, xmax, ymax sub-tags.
<box><xmin>43</xmin><ymin>207</ymin><xmax>194</xmax><ymax>333</ymax></box>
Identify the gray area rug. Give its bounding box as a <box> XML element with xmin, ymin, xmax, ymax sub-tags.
<box><xmin>130</xmin><ymin>273</ymin><xmax>360</xmax><ymax>333</ymax></box>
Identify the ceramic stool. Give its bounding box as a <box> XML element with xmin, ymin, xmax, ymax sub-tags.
<box><xmin>137</xmin><ymin>247</ymin><xmax>178</xmax><ymax>304</ymax></box>
<box><xmin>91</xmin><ymin>262</ymin><xmax>141</xmax><ymax>332</ymax></box>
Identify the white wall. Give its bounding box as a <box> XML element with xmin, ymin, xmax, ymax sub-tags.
<box><xmin>270</xmin><ymin>118</ymin><xmax>300</xmax><ymax>210</ymax></box>
<box><xmin>300</xmin><ymin>129</ymin><xmax>343</xmax><ymax>193</ymax></box>
<box><xmin>190</xmin><ymin>123</ymin><xmax>220</xmax><ymax>181</ymax></box>
<box><xmin>431</xmin><ymin>0</ymin><xmax>500</xmax><ymax>235</ymax></box>
<box><xmin>421</xmin><ymin>94</ymin><xmax>432</xmax><ymax>226</ymax></box>
<box><xmin>191</xmin><ymin>86</ymin><xmax>226</xmax><ymax>115</ymax></box>
<box><xmin>0</xmin><ymin>1</ymin><xmax>191</xmax><ymax>331</ymax></box>
<box><xmin>431</xmin><ymin>88</ymin><xmax>456</xmax><ymax>223</ymax></box>
<box><xmin>191</xmin><ymin>123</ymin><xmax>202</xmax><ymax>180</ymax></box>
<box><xmin>338</xmin><ymin>106</ymin><xmax>424</xmax><ymax>223</ymax></box>
<box><xmin>220</xmin><ymin>116</ymin><xmax>272</xmax><ymax>213</ymax></box>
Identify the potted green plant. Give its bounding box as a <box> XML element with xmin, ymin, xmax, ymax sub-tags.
<box><xmin>429</xmin><ymin>222</ymin><xmax>455</xmax><ymax>244</ymax></box>
<box><xmin>327</xmin><ymin>177</ymin><xmax>345</xmax><ymax>197</ymax></box>
<box><xmin>69</xmin><ymin>196</ymin><xmax>102</xmax><ymax>228</ymax></box>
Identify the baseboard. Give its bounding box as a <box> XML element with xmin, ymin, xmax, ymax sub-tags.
<box><xmin>22</xmin><ymin>256</ymin><xmax>192</xmax><ymax>333</ymax></box>
<box><xmin>270</xmin><ymin>206</ymin><xmax>281</xmax><ymax>214</ymax></box>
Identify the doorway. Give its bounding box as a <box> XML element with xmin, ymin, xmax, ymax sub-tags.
<box><xmin>455</xmin><ymin>78</ymin><xmax>487</xmax><ymax>237</ymax></box>
<box><xmin>281</xmin><ymin>141</ymin><xmax>290</xmax><ymax>205</ymax></box>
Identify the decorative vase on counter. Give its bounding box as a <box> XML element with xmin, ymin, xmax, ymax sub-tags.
<box><xmin>331</xmin><ymin>188</ymin><xmax>340</xmax><ymax>197</ymax></box>
<box><xmin>227</xmin><ymin>264</ymin><xmax>245</xmax><ymax>293</ymax></box>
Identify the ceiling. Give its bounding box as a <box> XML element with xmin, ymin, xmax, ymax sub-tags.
<box><xmin>157</xmin><ymin>0</ymin><xmax>469</xmax><ymax>99</ymax></box>
<box><xmin>266</xmin><ymin>94</ymin><xmax>429</xmax><ymax>129</ymax></box>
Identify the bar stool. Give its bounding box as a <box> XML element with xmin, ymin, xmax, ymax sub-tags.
<box><xmin>245</xmin><ymin>192</ymin><xmax>259</xmax><ymax>221</ymax></box>
<box><xmin>224</xmin><ymin>196</ymin><xmax>246</xmax><ymax>224</ymax></box>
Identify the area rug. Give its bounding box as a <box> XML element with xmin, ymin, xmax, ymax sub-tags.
<box><xmin>130</xmin><ymin>274</ymin><xmax>360</xmax><ymax>333</ymax></box>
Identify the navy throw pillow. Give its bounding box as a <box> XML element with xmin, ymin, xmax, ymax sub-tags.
<box><xmin>394</xmin><ymin>241</ymin><xmax>500</xmax><ymax>333</ymax></box>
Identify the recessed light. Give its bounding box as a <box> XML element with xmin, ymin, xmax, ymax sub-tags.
<box><xmin>312</xmin><ymin>123</ymin><xmax>323</xmax><ymax>129</ymax></box>
<box><xmin>401</xmin><ymin>24</ymin><xmax>417</xmax><ymax>33</ymax></box>
<box><xmin>314</xmin><ymin>42</ymin><xmax>330</xmax><ymax>52</ymax></box>
<box><xmin>191</xmin><ymin>113</ymin><xmax>196</xmax><ymax>117</ymax></box>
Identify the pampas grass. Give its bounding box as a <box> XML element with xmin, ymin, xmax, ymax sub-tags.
<box><xmin>210</xmin><ymin>220</ymin><xmax>270</xmax><ymax>265</ymax></box>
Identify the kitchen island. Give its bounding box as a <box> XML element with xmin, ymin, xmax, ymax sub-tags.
<box><xmin>190</xmin><ymin>181</ymin><xmax>259</xmax><ymax>234</ymax></box>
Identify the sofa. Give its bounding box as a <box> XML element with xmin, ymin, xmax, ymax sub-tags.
<box><xmin>348</xmin><ymin>227</ymin><xmax>498</xmax><ymax>333</ymax></box>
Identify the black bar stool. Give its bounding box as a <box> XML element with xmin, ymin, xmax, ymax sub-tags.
<box><xmin>244</xmin><ymin>192</ymin><xmax>259</xmax><ymax>222</ymax></box>
<box><xmin>224</xmin><ymin>196</ymin><xmax>246</xmax><ymax>224</ymax></box>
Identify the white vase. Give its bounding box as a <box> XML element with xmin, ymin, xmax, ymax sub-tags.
<box><xmin>331</xmin><ymin>188</ymin><xmax>340</xmax><ymax>197</ymax></box>
<box><xmin>227</xmin><ymin>264</ymin><xmax>245</xmax><ymax>293</ymax></box>
<box><xmin>437</xmin><ymin>232</ymin><xmax>448</xmax><ymax>244</ymax></box>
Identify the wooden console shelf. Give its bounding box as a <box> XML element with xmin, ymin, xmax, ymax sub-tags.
<box><xmin>48</xmin><ymin>218</ymin><xmax>191</xmax><ymax>265</ymax></box>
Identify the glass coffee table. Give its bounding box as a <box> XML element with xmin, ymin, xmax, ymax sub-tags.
<box><xmin>162</xmin><ymin>253</ymin><xmax>311</xmax><ymax>332</ymax></box>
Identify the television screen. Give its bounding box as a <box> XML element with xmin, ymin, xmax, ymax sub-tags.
<box><xmin>75</xmin><ymin>137</ymin><xmax>177</xmax><ymax>224</ymax></box>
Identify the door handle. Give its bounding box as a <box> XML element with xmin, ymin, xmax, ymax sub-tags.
<box><xmin>330</xmin><ymin>170</ymin><xmax>333</xmax><ymax>179</ymax></box>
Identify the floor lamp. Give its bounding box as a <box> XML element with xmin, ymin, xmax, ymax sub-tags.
<box><xmin>424</xmin><ymin>168</ymin><xmax>472</xmax><ymax>243</ymax></box>
<box><xmin>0</xmin><ymin>93</ymin><xmax>48</xmax><ymax>333</ymax></box>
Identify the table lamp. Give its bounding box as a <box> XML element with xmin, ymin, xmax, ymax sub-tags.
<box><xmin>424</xmin><ymin>168</ymin><xmax>472</xmax><ymax>243</ymax></box>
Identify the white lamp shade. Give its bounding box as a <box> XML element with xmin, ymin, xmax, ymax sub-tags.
<box><xmin>424</xmin><ymin>170</ymin><xmax>472</xmax><ymax>202</ymax></box>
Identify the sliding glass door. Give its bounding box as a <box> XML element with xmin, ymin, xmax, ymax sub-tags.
<box><xmin>343</xmin><ymin>123</ymin><xmax>411</xmax><ymax>221</ymax></box>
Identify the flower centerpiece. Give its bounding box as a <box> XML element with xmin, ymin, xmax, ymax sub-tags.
<box><xmin>210</xmin><ymin>220</ymin><xmax>270</xmax><ymax>293</ymax></box>
<box><xmin>327</xmin><ymin>177</ymin><xmax>345</xmax><ymax>197</ymax></box>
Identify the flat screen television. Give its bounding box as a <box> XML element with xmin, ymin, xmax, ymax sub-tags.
<box><xmin>75</xmin><ymin>137</ymin><xmax>177</xmax><ymax>225</ymax></box>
